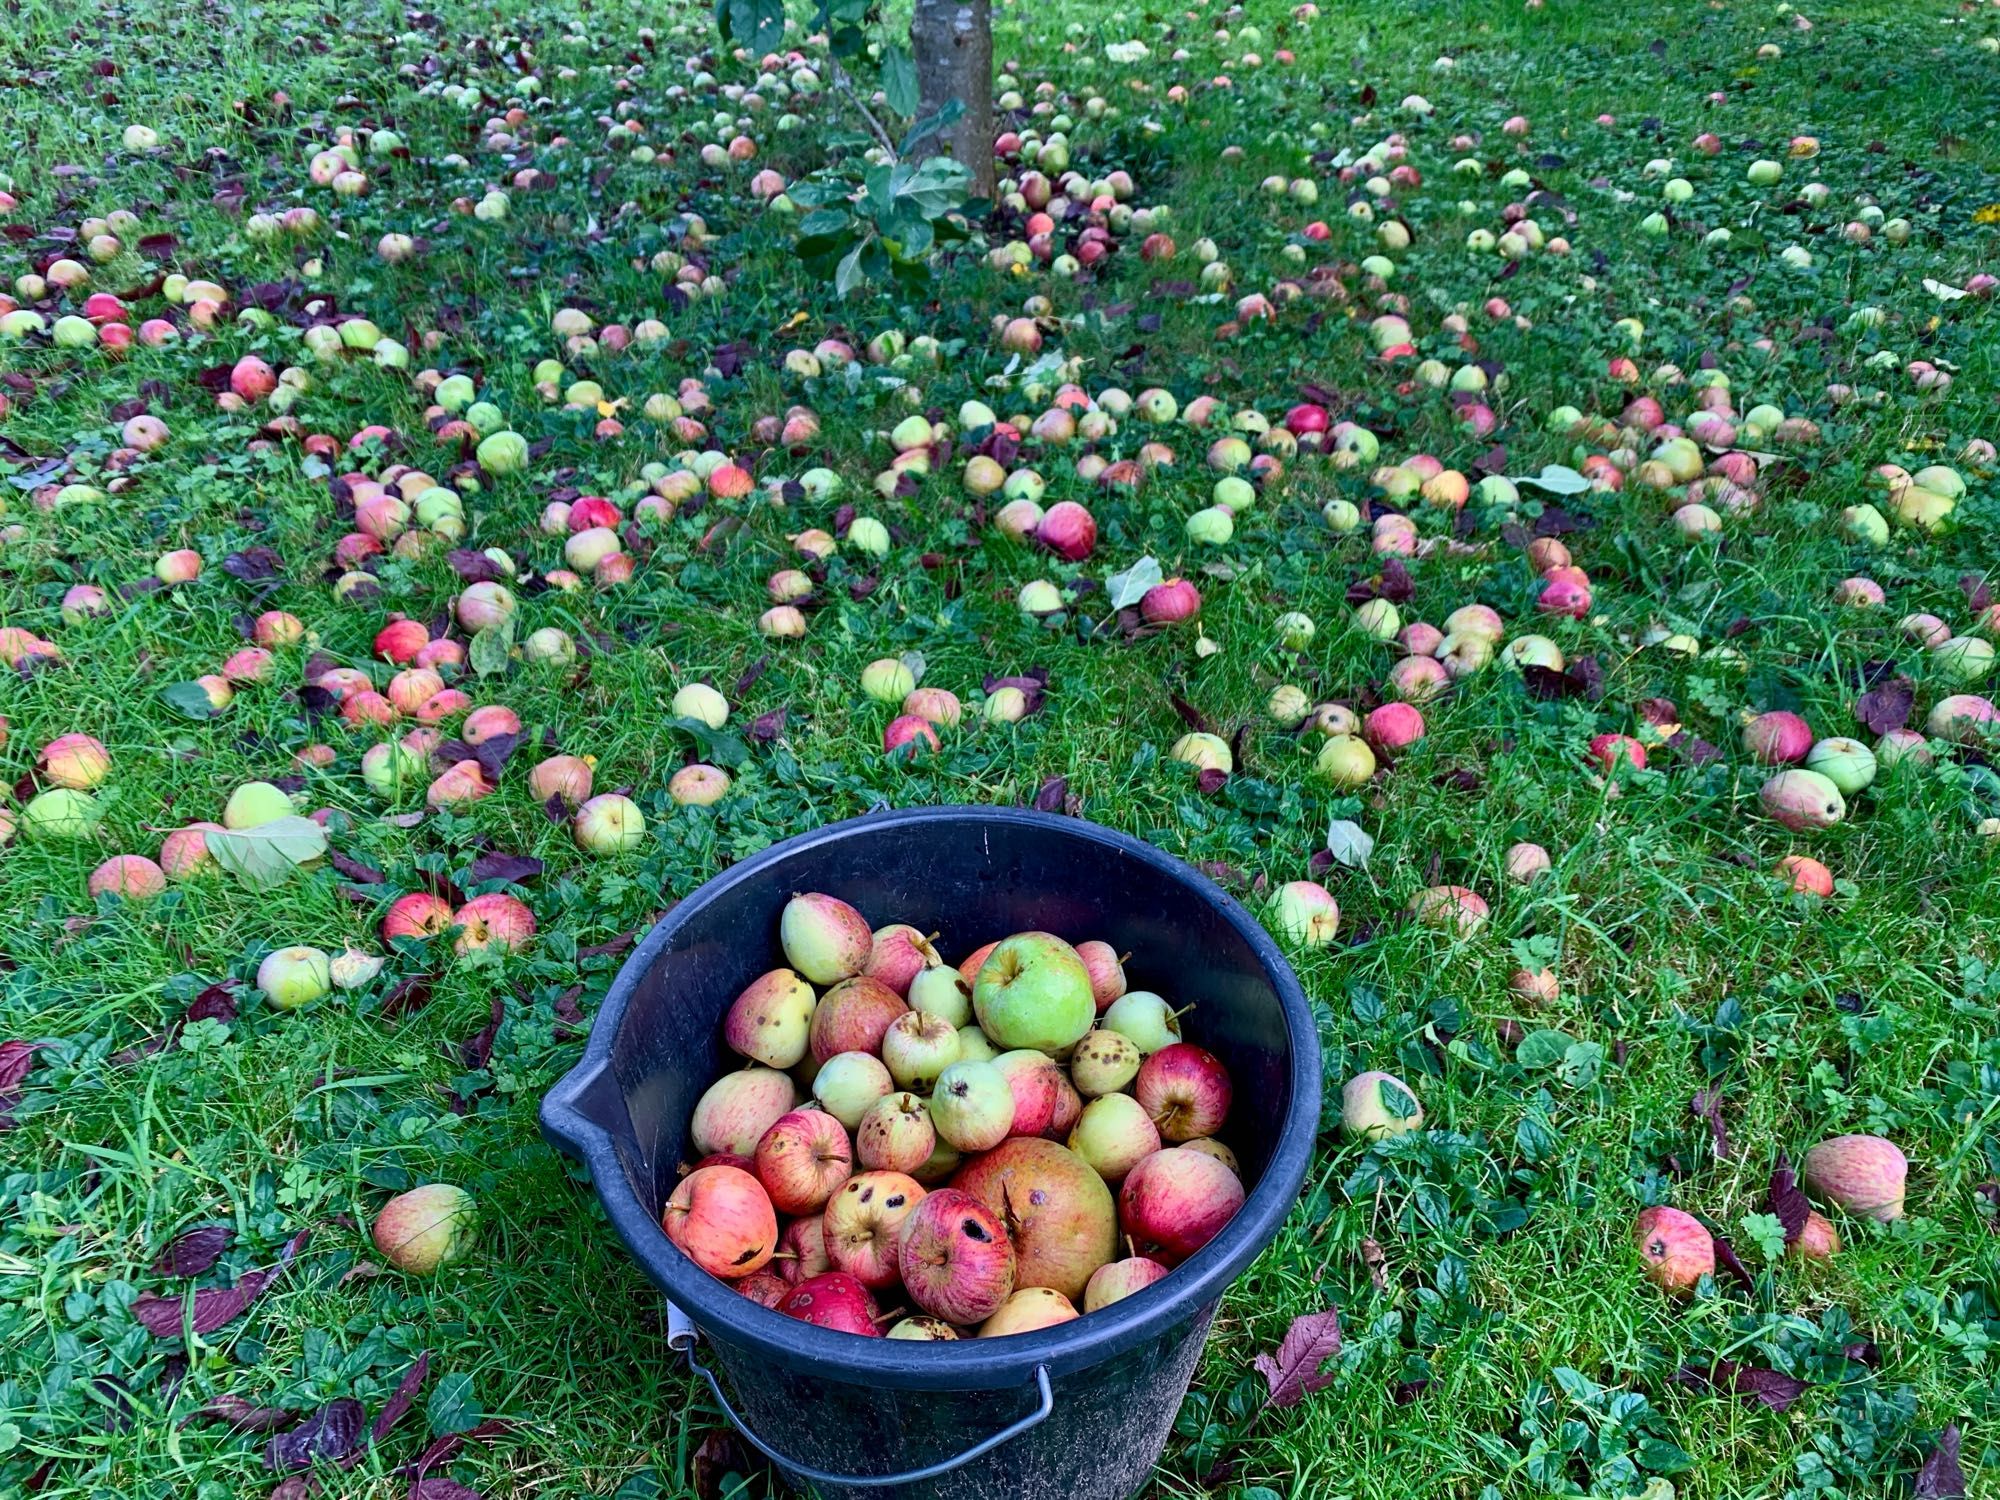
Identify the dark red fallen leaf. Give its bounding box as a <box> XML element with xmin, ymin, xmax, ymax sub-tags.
<box><xmin>1768</xmin><ymin>1156</ymin><xmax>1810</xmax><ymax>1243</ymax></box>
<box><xmin>1168</xmin><ymin>694</ymin><xmax>1211</xmax><ymax>733</ymax></box>
<box><xmin>1915</xmin><ymin>1423</ymin><xmax>1966</xmax><ymax>1497</ymax></box>
<box><xmin>578</xmin><ymin>932</ymin><xmax>637</xmax><ymax>961</ymax></box>
<box><xmin>188</xmin><ymin>983</ymin><xmax>240</xmax><ymax>1023</ymax></box>
<box><xmin>1690</xmin><ymin>1090</ymin><xmax>1729</xmax><ymax>1159</ymax></box>
<box><xmin>0</xmin><ymin>1039</ymin><xmax>40</xmax><ymax>1127</ymax></box>
<box><xmin>223</xmin><ymin>547</ymin><xmax>284</xmax><ymax>581</ymax></box>
<box><xmin>691</xmin><ymin>1429</ymin><xmax>749</xmax><ymax>1500</ymax></box>
<box><xmin>369</xmin><ymin>1352</ymin><xmax>429</xmax><ymax>1444</ymax></box>
<box><xmin>1377</xmin><ymin>557</ymin><xmax>1414</xmax><ymax>602</ymax></box>
<box><xmin>409</xmin><ymin>1478</ymin><xmax>483</xmax><ymax>1500</ymax></box>
<box><xmin>329</xmin><ymin>850</ymin><xmax>386</xmax><ymax>885</ymax></box>
<box><xmin>1195</xmin><ymin>767</ymin><xmax>1229</xmax><ymax>795</ymax></box>
<box><xmin>445</xmin><ymin>550</ymin><xmax>505</xmax><ymax>583</ymax></box>
<box><xmin>1710</xmin><ymin>1232</ymin><xmax>1756</xmax><ymax>1293</ymax></box>
<box><xmin>133</xmin><ymin>1229</ymin><xmax>308</xmax><ymax>1337</ymax></box>
<box><xmin>1032</xmin><ymin>777</ymin><xmax>1069</xmax><ymax>813</ymax></box>
<box><xmin>1960</xmin><ymin>575</ymin><xmax>1993</xmax><ymax>615</ymax></box>
<box><xmin>379</xmin><ymin>975</ymin><xmax>435</xmax><ymax>1019</ymax></box>
<box><xmin>749</xmin><ymin>707</ymin><xmax>787</xmax><ymax>742</ymax></box>
<box><xmin>732</xmin><ymin>654</ymin><xmax>769</xmax><ymax>698</ymax></box>
<box><xmin>154</xmin><ymin>1225</ymin><xmax>234</xmax><ymax>1277</ymax></box>
<box><xmin>397</xmin><ymin>1419</ymin><xmax>515</xmax><ymax>1478</ymax></box>
<box><xmin>1855</xmin><ymin>676</ymin><xmax>1915</xmax><ymax>735</ymax></box>
<box><xmin>181</xmin><ymin>1394</ymin><xmax>291</xmax><ymax>1432</ymax></box>
<box><xmin>265</xmin><ymin>1397</ymin><xmax>365</xmax><ymax>1471</ymax></box>
<box><xmin>1252</xmin><ymin>1306</ymin><xmax>1342</xmax><ymax>1407</ymax></box>
<box><xmin>467</xmin><ymin>852</ymin><xmax>541</xmax><ymax>886</ymax></box>
<box><xmin>1519</xmin><ymin>664</ymin><xmax>1581</xmax><ymax>700</ymax></box>
<box><xmin>459</xmin><ymin>995</ymin><xmax>505</xmax><ymax>1071</ymax></box>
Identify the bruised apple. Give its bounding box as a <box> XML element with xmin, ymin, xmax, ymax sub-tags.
<box><xmin>953</xmin><ymin>1138</ymin><xmax>1116</xmax><ymax>1302</ymax></box>
<box><xmin>663</xmin><ymin>1165</ymin><xmax>778</xmax><ymax>1279</ymax></box>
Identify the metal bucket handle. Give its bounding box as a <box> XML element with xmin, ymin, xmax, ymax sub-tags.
<box><xmin>669</xmin><ymin>1303</ymin><xmax>1055</xmax><ymax>1487</ymax></box>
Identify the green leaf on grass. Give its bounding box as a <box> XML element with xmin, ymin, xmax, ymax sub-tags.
<box><xmin>1516</xmin><ymin>1029</ymin><xmax>1574</xmax><ymax>1069</ymax></box>
<box><xmin>1515</xmin><ymin>464</ymin><xmax>1593</xmax><ymax>496</ymax></box>
<box><xmin>1105</xmin><ymin>555</ymin><xmax>1163</xmax><ymax>610</ymax></box>
<box><xmin>426</xmin><ymin>1371</ymin><xmax>482</xmax><ymax>1437</ymax></box>
<box><xmin>206</xmin><ymin>816</ymin><xmax>327</xmax><ymax>891</ymax></box>
<box><xmin>470</xmin><ymin>621</ymin><xmax>515</xmax><ymax>678</ymax></box>
<box><xmin>160</xmin><ymin>681</ymin><xmax>218</xmax><ymax>720</ymax></box>
<box><xmin>1325</xmin><ymin>818</ymin><xmax>1374</xmax><ymax>868</ymax></box>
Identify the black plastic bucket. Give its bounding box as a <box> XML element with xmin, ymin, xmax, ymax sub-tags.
<box><xmin>540</xmin><ymin>806</ymin><xmax>1320</xmax><ymax>1500</ymax></box>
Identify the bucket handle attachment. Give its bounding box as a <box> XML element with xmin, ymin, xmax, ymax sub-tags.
<box><xmin>668</xmin><ymin>1303</ymin><xmax>1054</xmax><ymax>1488</ymax></box>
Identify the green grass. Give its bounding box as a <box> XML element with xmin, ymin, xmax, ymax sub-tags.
<box><xmin>3</xmin><ymin>0</ymin><xmax>1999</xmax><ymax>1495</ymax></box>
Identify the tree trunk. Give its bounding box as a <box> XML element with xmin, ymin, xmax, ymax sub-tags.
<box><xmin>910</xmin><ymin>0</ymin><xmax>994</xmax><ymax>198</ymax></box>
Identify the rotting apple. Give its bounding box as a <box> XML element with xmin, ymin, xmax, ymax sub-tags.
<box><xmin>823</xmin><ymin>1170</ymin><xmax>927</xmax><ymax>1289</ymax></box>
<box><xmin>953</xmin><ymin>1137</ymin><xmax>1116</xmax><ymax>1302</ymax></box>
<box><xmin>663</xmin><ymin>1164</ymin><xmax>778</xmax><ymax>1279</ymax></box>
<box><xmin>897</xmin><ymin>1187</ymin><xmax>1017</xmax><ymax>1324</ymax></box>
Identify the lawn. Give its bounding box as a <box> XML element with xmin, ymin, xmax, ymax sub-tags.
<box><xmin>2</xmin><ymin>0</ymin><xmax>1999</xmax><ymax>1496</ymax></box>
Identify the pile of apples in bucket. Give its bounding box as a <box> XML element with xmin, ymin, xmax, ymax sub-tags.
<box><xmin>666</xmin><ymin>893</ymin><xmax>1244</xmax><ymax>1338</ymax></box>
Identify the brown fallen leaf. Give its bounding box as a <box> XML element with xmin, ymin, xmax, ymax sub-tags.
<box><xmin>1251</xmin><ymin>1305</ymin><xmax>1342</xmax><ymax>1408</ymax></box>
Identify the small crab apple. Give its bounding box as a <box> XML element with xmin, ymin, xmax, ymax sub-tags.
<box><xmin>1118</xmin><ymin>1146</ymin><xmax>1245</xmax><ymax>1266</ymax></box>
<box><xmin>992</xmin><ymin>1048</ymin><xmax>1065</xmax><ymax>1136</ymax></box>
<box><xmin>754</xmin><ymin>1107</ymin><xmax>854</xmax><ymax>1215</ymax></box>
<box><xmin>823</xmin><ymin>1170</ymin><xmax>928</xmax><ymax>1289</ymax></box>
<box><xmin>1068</xmin><ymin>1093</ymin><xmax>1161</xmax><ymax>1182</ymax></box>
<box><xmin>452</xmin><ymin>892</ymin><xmax>535</xmax><ymax>954</ymax></box>
<box><xmin>1069</xmin><ymin>1030</ymin><xmax>1143</xmax><ymax>1096</ymax></box>
<box><xmin>1084</xmin><ymin>1256</ymin><xmax>1169</xmax><ymax>1312</ymax></box>
<box><xmin>865</xmin><ymin>923</ymin><xmax>939</xmax><ymax>995</ymax></box>
<box><xmin>668</xmin><ymin>763</ymin><xmax>732</xmax><ymax>805</ymax></box>
<box><xmin>810</xmin><ymin>975</ymin><xmax>908</xmax><ymax>1063</ymax></box>
<box><xmin>781</xmin><ymin>892</ymin><xmax>873</xmax><ymax>985</ymax></box>
<box><xmin>574</xmin><ymin>793</ymin><xmax>645</xmax><ymax>852</ymax></box>
<box><xmin>881</xmin><ymin>1010</ymin><xmax>962</xmax><ymax>1092</ymax></box>
<box><xmin>1409</xmin><ymin>884</ymin><xmax>1488</xmax><ymax>935</ymax></box>
<box><xmin>88</xmin><ymin>854</ymin><xmax>166</xmax><ymax>901</ymax></box>
<box><xmin>929</xmin><ymin>1060</ymin><xmax>1017</xmax><ymax>1151</ymax></box>
<box><xmin>382</xmin><ymin>890</ymin><xmax>454</xmax><ymax>943</ymax></box>
<box><xmin>979</xmin><ymin>1286</ymin><xmax>1079</xmax><ymax>1337</ymax></box>
<box><xmin>777</xmin><ymin>1214</ymin><xmax>832</xmax><ymax>1285</ymax></box>
<box><xmin>897</xmin><ymin>1187</ymin><xmax>1016</xmax><ymax>1324</ymax></box>
<box><xmin>690</xmin><ymin>1067</ymin><xmax>799</xmax><ymax>1158</ymax></box>
<box><xmin>1268</xmin><ymin>880</ymin><xmax>1339</xmax><ymax>946</ymax></box>
<box><xmin>1802</xmin><ymin>1133</ymin><xmax>1907</xmax><ymax>1221</ymax></box>
<box><xmin>372</xmin><ymin>1184</ymin><xmax>477</xmax><ymax>1275</ymax></box>
<box><xmin>529</xmin><ymin>754</ymin><xmax>594</xmax><ymax>804</ymax></box>
<box><xmin>1073</xmin><ymin>940</ymin><xmax>1127</xmax><ymax>1010</ymax></box>
<box><xmin>1633</xmin><ymin>1205</ymin><xmax>1714</xmax><ymax>1295</ymax></box>
<box><xmin>1505</xmin><ymin>842</ymin><xmax>1551</xmax><ymax>882</ymax></box>
<box><xmin>777</xmin><ymin>1271</ymin><xmax>881</xmax><ymax>1334</ymax></box>
<box><xmin>724</xmin><ymin>969</ymin><xmax>818</xmax><ymax>1069</ymax></box>
<box><xmin>663</xmin><ymin>1165</ymin><xmax>778</xmax><ymax>1279</ymax></box>
<box><xmin>1100</xmin><ymin>990</ymin><xmax>1182</xmax><ymax>1054</ymax></box>
<box><xmin>909</xmin><ymin>964</ymin><xmax>975</xmax><ymax>1028</ymax></box>
<box><xmin>1135</xmin><ymin>1043</ymin><xmax>1232</xmax><ymax>1141</ymax></box>
<box><xmin>812</xmin><ymin>1051</ymin><xmax>895</xmax><ymax>1130</ymax></box>
<box><xmin>258</xmin><ymin>946</ymin><xmax>332</xmax><ymax>1010</ymax></box>
<box><xmin>1341</xmin><ymin>1070</ymin><xmax>1423</xmax><ymax>1139</ymax></box>
<box><xmin>1777</xmin><ymin>854</ymin><xmax>1834</xmax><ymax>897</ymax></box>
<box><xmin>1792</xmin><ymin>1211</ymin><xmax>1840</xmax><ymax>1262</ymax></box>
<box><xmin>40</xmin><ymin>734</ymin><xmax>110</xmax><ymax>789</ymax></box>
<box><xmin>855</xmin><ymin>1091</ymin><xmax>937</xmax><ymax>1174</ymax></box>
<box><xmin>160</xmin><ymin>822</ymin><xmax>225</xmax><ymax>880</ymax></box>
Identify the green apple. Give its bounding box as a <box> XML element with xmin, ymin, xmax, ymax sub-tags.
<box><xmin>972</xmin><ymin>932</ymin><xmax>1095</xmax><ymax>1052</ymax></box>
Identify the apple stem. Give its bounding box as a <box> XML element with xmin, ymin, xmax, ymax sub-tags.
<box><xmin>1117</xmin><ymin>951</ymin><xmax>1133</xmax><ymax>966</ymax></box>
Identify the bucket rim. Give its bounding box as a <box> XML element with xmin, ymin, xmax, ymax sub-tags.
<box><xmin>541</xmin><ymin>804</ymin><xmax>1322</xmax><ymax>1390</ymax></box>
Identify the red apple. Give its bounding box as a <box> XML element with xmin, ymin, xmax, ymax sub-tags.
<box><xmin>777</xmin><ymin>1271</ymin><xmax>881</xmax><ymax>1334</ymax></box>
<box><xmin>662</xmin><ymin>1165</ymin><xmax>777</xmax><ymax>1279</ymax></box>
<box><xmin>755</xmin><ymin>1107</ymin><xmax>854</xmax><ymax>1215</ymax></box>
<box><xmin>1118</xmin><ymin>1147</ymin><xmax>1244</xmax><ymax>1265</ymax></box>
<box><xmin>1134</xmin><ymin>1043</ymin><xmax>1232</xmax><ymax>1141</ymax></box>
<box><xmin>896</xmin><ymin>1187</ymin><xmax>1016</xmax><ymax>1324</ymax></box>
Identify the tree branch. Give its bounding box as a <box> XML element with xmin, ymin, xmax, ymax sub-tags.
<box><xmin>828</xmin><ymin>57</ymin><xmax>899</xmax><ymax>159</ymax></box>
